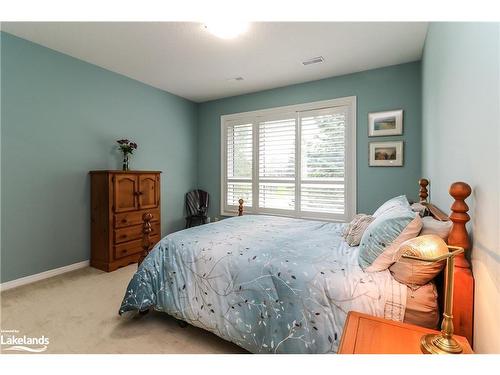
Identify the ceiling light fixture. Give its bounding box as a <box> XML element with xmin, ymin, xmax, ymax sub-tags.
<box><xmin>203</xmin><ymin>21</ymin><xmax>250</xmax><ymax>40</ymax></box>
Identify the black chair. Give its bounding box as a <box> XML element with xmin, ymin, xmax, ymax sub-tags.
<box><xmin>185</xmin><ymin>189</ymin><xmax>209</xmax><ymax>228</ymax></box>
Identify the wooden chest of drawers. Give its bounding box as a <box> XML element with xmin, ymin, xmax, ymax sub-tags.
<box><xmin>90</xmin><ymin>170</ymin><xmax>161</xmax><ymax>272</ymax></box>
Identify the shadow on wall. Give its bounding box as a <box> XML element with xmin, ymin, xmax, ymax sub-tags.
<box><xmin>470</xmin><ymin>185</ymin><xmax>500</xmax><ymax>292</ymax></box>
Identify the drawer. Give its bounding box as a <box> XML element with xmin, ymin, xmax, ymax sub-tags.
<box><xmin>113</xmin><ymin>235</ymin><xmax>160</xmax><ymax>260</ymax></box>
<box><xmin>114</xmin><ymin>208</ymin><xmax>160</xmax><ymax>228</ymax></box>
<box><xmin>114</xmin><ymin>222</ymin><xmax>161</xmax><ymax>244</ymax></box>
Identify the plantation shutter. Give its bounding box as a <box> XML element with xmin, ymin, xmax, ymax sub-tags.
<box><xmin>299</xmin><ymin>107</ymin><xmax>347</xmax><ymax>215</ymax></box>
<box><xmin>222</xmin><ymin>100</ymin><xmax>354</xmax><ymax>220</ymax></box>
<box><xmin>258</xmin><ymin>115</ymin><xmax>296</xmax><ymax>211</ymax></box>
<box><xmin>226</xmin><ymin>122</ymin><xmax>253</xmax><ymax>208</ymax></box>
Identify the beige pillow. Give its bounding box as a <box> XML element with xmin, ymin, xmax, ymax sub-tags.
<box><xmin>343</xmin><ymin>214</ymin><xmax>374</xmax><ymax>246</ymax></box>
<box><xmin>389</xmin><ymin>235</ymin><xmax>448</xmax><ymax>286</ymax></box>
<box><xmin>365</xmin><ymin>214</ymin><xmax>423</xmax><ymax>272</ymax></box>
<box><xmin>342</xmin><ymin>214</ymin><xmax>363</xmax><ymax>237</ymax></box>
<box><xmin>404</xmin><ymin>282</ymin><xmax>439</xmax><ymax>329</ymax></box>
<box><xmin>420</xmin><ymin>216</ymin><xmax>452</xmax><ymax>241</ymax></box>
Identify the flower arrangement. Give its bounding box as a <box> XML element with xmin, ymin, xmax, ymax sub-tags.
<box><xmin>117</xmin><ymin>139</ymin><xmax>138</xmax><ymax>171</ymax></box>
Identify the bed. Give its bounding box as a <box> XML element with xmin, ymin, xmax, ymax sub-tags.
<box><xmin>118</xmin><ymin>179</ymin><xmax>474</xmax><ymax>353</ymax></box>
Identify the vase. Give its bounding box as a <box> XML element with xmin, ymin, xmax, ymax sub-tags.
<box><xmin>122</xmin><ymin>154</ymin><xmax>129</xmax><ymax>171</ymax></box>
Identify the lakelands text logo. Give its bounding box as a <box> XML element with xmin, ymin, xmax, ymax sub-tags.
<box><xmin>1</xmin><ymin>329</ymin><xmax>49</xmax><ymax>353</ymax></box>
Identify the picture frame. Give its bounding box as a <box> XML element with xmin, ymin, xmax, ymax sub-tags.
<box><xmin>368</xmin><ymin>109</ymin><xmax>403</xmax><ymax>136</ymax></box>
<box><xmin>369</xmin><ymin>141</ymin><xmax>404</xmax><ymax>167</ymax></box>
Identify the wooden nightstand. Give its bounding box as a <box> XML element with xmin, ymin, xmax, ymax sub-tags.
<box><xmin>338</xmin><ymin>311</ymin><xmax>473</xmax><ymax>354</ymax></box>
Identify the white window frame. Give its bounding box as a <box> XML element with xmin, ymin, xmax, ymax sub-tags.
<box><xmin>220</xmin><ymin>96</ymin><xmax>357</xmax><ymax>222</ymax></box>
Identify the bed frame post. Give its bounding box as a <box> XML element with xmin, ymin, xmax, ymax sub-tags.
<box><xmin>447</xmin><ymin>182</ymin><xmax>474</xmax><ymax>346</ymax></box>
<box><xmin>419</xmin><ymin>179</ymin><xmax>449</xmax><ymax>221</ymax></box>
<box><xmin>418</xmin><ymin>178</ymin><xmax>429</xmax><ymax>203</ymax></box>
<box><xmin>238</xmin><ymin>199</ymin><xmax>244</xmax><ymax>216</ymax></box>
<box><xmin>138</xmin><ymin>212</ymin><xmax>153</xmax><ymax>266</ymax></box>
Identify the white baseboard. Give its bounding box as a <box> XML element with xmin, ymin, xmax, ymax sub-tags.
<box><xmin>0</xmin><ymin>260</ymin><xmax>90</xmax><ymax>292</ymax></box>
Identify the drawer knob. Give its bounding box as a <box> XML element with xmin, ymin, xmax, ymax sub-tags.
<box><xmin>121</xmin><ymin>219</ymin><xmax>127</xmax><ymax>223</ymax></box>
<box><xmin>121</xmin><ymin>234</ymin><xmax>127</xmax><ymax>238</ymax></box>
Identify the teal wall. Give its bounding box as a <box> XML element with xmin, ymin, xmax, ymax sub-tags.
<box><xmin>197</xmin><ymin>62</ymin><xmax>422</xmax><ymax>218</ymax></box>
<box><xmin>1</xmin><ymin>33</ymin><xmax>424</xmax><ymax>284</ymax></box>
<box><xmin>422</xmin><ymin>22</ymin><xmax>500</xmax><ymax>353</ymax></box>
<box><xmin>0</xmin><ymin>32</ymin><xmax>198</xmax><ymax>282</ymax></box>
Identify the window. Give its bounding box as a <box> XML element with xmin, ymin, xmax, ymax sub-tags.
<box><xmin>225</xmin><ymin>122</ymin><xmax>253</xmax><ymax>208</ymax></box>
<box><xmin>221</xmin><ymin>97</ymin><xmax>356</xmax><ymax>221</ymax></box>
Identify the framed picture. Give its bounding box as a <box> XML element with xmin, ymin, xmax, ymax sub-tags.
<box><xmin>368</xmin><ymin>109</ymin><xmax>403</xmax><ymax>136</ymax></box>
<box><xmin>369</xmin><ymin>141</ymin><xmax>403</xmax><ymax>167</ymax></box>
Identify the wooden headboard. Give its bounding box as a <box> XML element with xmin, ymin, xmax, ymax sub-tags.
<box><xmin>418</xmin><ymin>178</ymin><xmax>474</xmax><ymax>346</ymax></box>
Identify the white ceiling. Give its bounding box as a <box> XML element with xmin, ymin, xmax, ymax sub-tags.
<box><xmin>1</xmin><ymin>22</ymin><xmax>428</xmax><ymax>102</ymax></box>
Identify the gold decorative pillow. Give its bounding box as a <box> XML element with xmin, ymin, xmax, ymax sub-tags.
<box><xmin>390</xmin><ymin>235</ymin><xmax>448</xmax><ymax>287</ymax></box>
<box><xmin>343</xmin><ymin>214</ymin><xmax>374</xmax><ymax>247</ymax></box>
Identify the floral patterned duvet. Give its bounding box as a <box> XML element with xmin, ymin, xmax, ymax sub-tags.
<box><xmin>119</xmin><ymin>215</ymin><xmax>406</xmax><ymax>353</ymax></box>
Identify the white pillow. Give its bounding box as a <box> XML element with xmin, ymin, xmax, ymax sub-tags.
<box><xmin>411</xmin><ymin>202</ymin><xmax>427</xmax><ymax>216</ymax></box>
<box><xmin>373</xmin><ymin>195</ymin><xmax>411</xmax><ymax>217</ymax></box>
<box><xmin>420</xmin><ymin>216</ymin><xmax>452</xmax><ymax>241</ymax></box>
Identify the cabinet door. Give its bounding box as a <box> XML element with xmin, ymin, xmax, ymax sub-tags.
<box><xmin>138</xmin><ymin>174</ymin><xmax>159</xmax><ymax>209</ymax></box>
<box><xmin>114</xmin><ymin>174</ymin><xmax>138</xmax><ymax>212</ymax></box>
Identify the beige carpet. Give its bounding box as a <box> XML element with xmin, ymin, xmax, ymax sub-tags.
<box><xmin>0</xmin><ymin>265</ymin><xmax>246</xmax><ymax>354</ymax></box>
